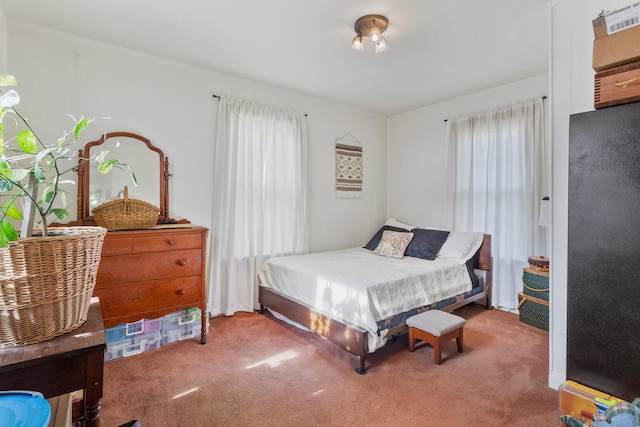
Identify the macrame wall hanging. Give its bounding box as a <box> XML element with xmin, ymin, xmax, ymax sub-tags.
<box><xmin>335</xmin><ymin>133</ymin><xmax>363</xmax><ymax>198</ymax></box>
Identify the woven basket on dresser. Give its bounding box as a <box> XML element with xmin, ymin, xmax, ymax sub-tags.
<box><xmin>92</xmin><ymin>186</ymin><xmax>159</xmax><ymax>230</ymax></box>
<box><xmin>0</xmin><ymin>226</ymin><xmax>107</xmax><ymax>348</ymax></box>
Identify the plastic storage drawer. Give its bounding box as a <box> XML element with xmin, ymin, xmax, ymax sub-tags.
<box><xmin>105</xmin><ymin>338</ymin><xmax>133</xmax><ymax>361</ymax></box>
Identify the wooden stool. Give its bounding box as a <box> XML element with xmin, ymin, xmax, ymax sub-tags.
<box><xmin>406</xmin><ymin>310</ymin><xmax>466</xmax><ymax>365</ymax></box>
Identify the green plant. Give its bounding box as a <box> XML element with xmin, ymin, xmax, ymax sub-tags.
<box><xmin>0</xmin><ymin>74</ymin><xmax>135</xmax><ymax>246</ymax></box>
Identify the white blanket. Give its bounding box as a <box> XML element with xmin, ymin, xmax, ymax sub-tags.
<box><xmin>258</xmin><ymin>247</ymin><xmax>472</xmax><ymax>352</ymax></box>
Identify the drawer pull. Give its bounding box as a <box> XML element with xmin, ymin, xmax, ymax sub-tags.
<box><xmin>615</xmin><ymin>76</ymin><xmax>640</xmax><ymax>87</ymax></box>
<box><xmin>178</xmin><ymin>259</ymin><xmax>187</xmax><ymax>266</ymax></box>
<box><xmin>178</xmin><ymin>289</ymin><xmax>186</xmax><ymax>295</ymax></box>
<box><xmin>167</xmin><ymin>239</ymin><xmax>176</xmax><ymax>245</ymax></box>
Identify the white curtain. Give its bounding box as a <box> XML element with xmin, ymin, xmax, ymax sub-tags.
<box><xmin>447</xmin><ymin>98</ymin><xmax>548</xmax><ymax>310</ymax></box>
<box><xmin>209</xmin><ymin>97</ymin><xmax>308</xmax><ymax>316</ymax></box>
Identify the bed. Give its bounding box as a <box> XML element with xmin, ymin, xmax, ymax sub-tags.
<box><xmin>258</xmin><ymin>223</ymin><xmax>492</xmax><ymax>374</ymax></box>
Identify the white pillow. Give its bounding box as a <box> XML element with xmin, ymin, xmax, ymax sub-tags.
<box><xmin>374</xmin><ymin>230</ymin><xmax>414</xmax><ymax>259</ymax></box>
<box><xmin>437</xmin><ymin>231</ymin><xmax>485</xmax><ymax>261</ymax></box>
<box><xmin>384</xmin><ymin>218</ymin><xmax>415</xmax><ymax>231</ymax></box>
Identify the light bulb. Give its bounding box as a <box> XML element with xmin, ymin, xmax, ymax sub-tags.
<box><xmin>370</xmin><ymin>29</ymin><xmax>381</xmax><ymax>43</ymax></box>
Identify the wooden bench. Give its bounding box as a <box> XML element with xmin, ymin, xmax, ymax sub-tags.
<box><xmin>406</xmin><ymin>310</ymin><xmax>466</xmax><ymax>365</ymax></box>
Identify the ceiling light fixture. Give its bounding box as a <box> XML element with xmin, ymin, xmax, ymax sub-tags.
<box><xmin>352</xmin><ymin>14</ymin><xmax>389</xmax><ymax>53</ymax></box>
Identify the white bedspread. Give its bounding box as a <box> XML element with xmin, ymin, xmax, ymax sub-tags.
<box><xmin>258</xmin><ymin>247</ymin><xmax>472</xmax><ymax>352</ymax></box>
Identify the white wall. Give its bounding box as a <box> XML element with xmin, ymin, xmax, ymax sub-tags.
<box><xmin>5</xmin><ymin>22</ymin><xmax>388</xmax><ymax>253</ymax></box>
<box><xmin>387</xmin><ymin>73</ymin><xmax>549</xmax><ymax>229</ymax></box>
<box><xmin>0</xmin><ymin>4</ymin><xmax>6</xmax><ymax>73</ymax></box>
<box><xmin>548</xmin><ymin>0</ymin><xmax>630</xmax><ymax>390</ymax></box>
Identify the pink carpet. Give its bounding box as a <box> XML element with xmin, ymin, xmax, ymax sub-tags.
<box><xmin>102</xmin><ymin>304</ymin><xmax>560</xmax><ymax>426</ymax></box>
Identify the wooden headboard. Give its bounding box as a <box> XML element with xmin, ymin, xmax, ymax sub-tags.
<box><xmin>473</xmin><ymin>234</ymin><xmax>492</xmax><ymax>271</ymax></box>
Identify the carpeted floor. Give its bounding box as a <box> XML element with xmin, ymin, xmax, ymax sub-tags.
<box><xmin>102</xmin><ymin>304</ymin><xmax>560</xmax><ymax>426</ymax></box>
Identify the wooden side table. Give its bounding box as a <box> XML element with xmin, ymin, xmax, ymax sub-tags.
<box><xmin>0</xmin><ymin>297</ymin><xmax>106</xmax><ymax>426</ymax></box>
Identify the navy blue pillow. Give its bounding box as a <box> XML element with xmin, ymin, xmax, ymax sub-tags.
<box><xmin>466</xmin><ymin>257</ymin><xmax>480</xmax><ymax>288</ymax></box>
<box><xmin>404</xmin><ymin>229</ymin><xmax>450</xmax><ymax>260</ymax></box>
<box><xmin>363</xmin><ymin>225</ymin><xmax>409</xmax><ymax>250</ymax></box>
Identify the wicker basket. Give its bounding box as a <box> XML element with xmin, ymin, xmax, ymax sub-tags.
<box><xmin>517</xmin><ymin>292</ymin><xmax>549</xmax><ymax>332</ymax></box>
<box><xmin>92</xmin><ymin>186</ymin><xmax>159</xmax><ymax>230</ymax></box>
<box><xmin>522</xmin><ymin>269</ymin><xmax>550</xmax><ymax>301</ymax></box>
<box><xmin>0</xmin><ymin>226</ymin><xmax>107</xmax><ymax>347</ymax></box>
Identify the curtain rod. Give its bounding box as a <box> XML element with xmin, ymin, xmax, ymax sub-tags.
<box><xmin>212</xmin><ymin>94</ymin><xmax>308</xmax><ymax>117</ymax></box>
<box><xmin>443</xmin><ymin>95</ymin><xmax>547</xmax><ymax>122</ymax></box>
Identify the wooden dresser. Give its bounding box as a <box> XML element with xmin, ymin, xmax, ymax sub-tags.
<box><xmin>92</xmin><ymin>226</ymin><xmax>208</xmax><ymax>344</ymax></box>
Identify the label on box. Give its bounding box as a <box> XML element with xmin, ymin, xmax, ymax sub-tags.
<box><xmin>603</xmin><ymin>2</ymin><xmax>640</xmax><ymax>35</ymax></box>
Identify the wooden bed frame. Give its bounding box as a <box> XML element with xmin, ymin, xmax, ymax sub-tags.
<box><xmin>258</xmin><ymin>234</ymin><xmax>492</xmax><ymax>374</ymax></box>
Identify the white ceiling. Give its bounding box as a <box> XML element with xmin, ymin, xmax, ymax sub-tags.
<box><xmin>0</xmin><ymin>0</ymin><xmax>550</xmax><ymax>116</ymax></box>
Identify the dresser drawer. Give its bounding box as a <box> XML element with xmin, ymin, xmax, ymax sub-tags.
<box><xmin>97</xmin><ymin>249</ymin><xmax>202</xmax><ymax>285</ymax></box>
<box><xmin>94</xmin><ymin>226</ymin><xmax>208</xmax><ymax>337</ymax></box>
<box><xmin>94</xmin><ymin>276</ymin><xmax>202</xmax><ymax>319</ymax></box>
<box><xmin>133</xmin><ymin>233</ymin><xmax>203</xmax><ymax>253</ymax></box>
<box><xmin>102</xmin><ymin>236</ymin><xmax>134</xmax><ymax>256</ymax></box>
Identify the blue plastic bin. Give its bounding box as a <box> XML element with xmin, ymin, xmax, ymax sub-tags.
<box><xmin>0</xmin><ymin>391</ymin><xmax>51</xmax><ymax>427</ymax></box>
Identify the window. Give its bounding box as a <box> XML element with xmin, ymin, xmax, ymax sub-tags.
<box><xmin>448</xmin><ymin>98</ymin><xmax>547</xmax><ymax>310</ymax></box>
<box><xmin>209</xmin><ymin>97</ymin><xmax>307</xmax><ymax>315</ymax></box>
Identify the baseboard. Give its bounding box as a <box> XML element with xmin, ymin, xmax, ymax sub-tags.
<box><xmin>549</xmin><ymin>372</ymin><xmax>566</xmax><ymax>390</ymax></box>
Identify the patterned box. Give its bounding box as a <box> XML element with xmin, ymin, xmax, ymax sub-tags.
<box><xmin>522</xmin><ymin>268</ymin><xmax>549</xmax><ymax>302</ymax></box>
<box><xmin>518</xmin><ymin>292</ymin><xmax>549</xmax><ymax>331</ymax></box>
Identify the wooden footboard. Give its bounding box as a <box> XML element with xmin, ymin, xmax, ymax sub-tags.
<box><xmin>259</xmin><ymin>233</ymin><xmax>492</xmax><ymax>374</ymax></box>
<box><xmin>259</xmin><ymin>286</ymin><xmax>370</xmax><ymax>374</ymax></box>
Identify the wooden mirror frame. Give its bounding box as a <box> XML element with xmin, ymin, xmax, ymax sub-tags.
<box><xmin>76</xmin><ymin>131</ymin><xmax>171</xmax><ymax>225</ymax></box>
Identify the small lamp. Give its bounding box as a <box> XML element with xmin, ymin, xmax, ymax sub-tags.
<box><xmin>539</xmin><ymin>197</ymin><xmax>550</xmax><ymax>227</ymax></box>
<box><xmin>536</xmin><ymin>196</ymin><xmax>551</xmax><ymax>267</ymax></box>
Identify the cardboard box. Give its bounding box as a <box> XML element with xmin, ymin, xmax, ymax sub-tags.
<box><xmin>559</xmin><ymin>380</ymin><xmax>615</xmax><ymax>422</ymax></box>
<box><xmin>593</xmin><ymin>15</ymin><xmax>608</xmax><ymax>39</ymax></box>
<box><xmin>47</xmin><ymin>393</ymin><xmax>72</xmax><ymax>427</ymax></box>
<box><xmin>593</xmin><ymin>2</ymin><xmax>640</xmax><ymax>39</ymax></box>
<box><xmin>593</xmin><ymin>24</ymin><xmax>640</xmax><ymax>71</ymax></box>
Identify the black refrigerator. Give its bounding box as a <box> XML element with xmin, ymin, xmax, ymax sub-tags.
<box><xmin>568</xmin><ymin>101</ymin><xmax>640</xmax><ymax>401</ymax></box>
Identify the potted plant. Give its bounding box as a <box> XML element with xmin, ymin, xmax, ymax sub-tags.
<box><xmin>0</xmin><ymin>74</ymin><xmax>135</xmax><ymax>347</ymax></box>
